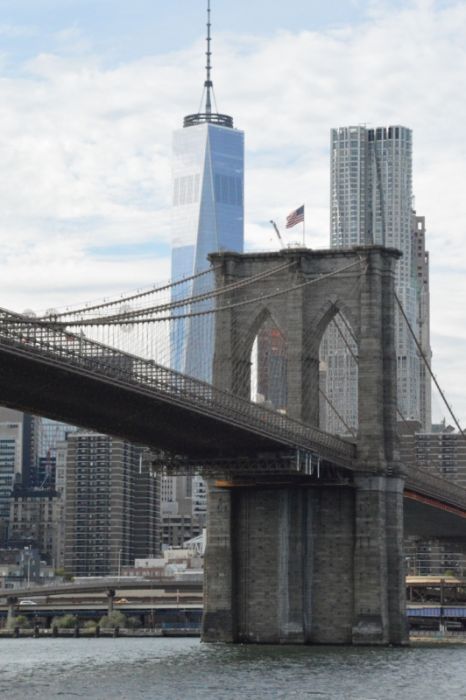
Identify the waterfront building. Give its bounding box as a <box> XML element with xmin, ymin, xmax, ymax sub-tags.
<box><xmin>63</xmin><ymin>434</ymin><xmax>161</xmax><ymax>576</ymax></box>
<box><xmin>401</xmin><ymin>422</ymin><xmax>466</xmax><ymax>575</ymax></box>
<box><xmin>8</xmin><ymin>489</ymin><xmax>62</xmax><ymax>565</ymax></box>
<box><xmin>161</xmin><ymin>474</ymin><xmax>205</xmax><ymax>547</ymax></box>
<box><xmin>321</xmin><ymin>125</ymin><xmax>428</xmax><ymax>432</ymax></box>
<box><xmin>0</xmin><ymin>408</ymin><xmax>41</xmax><ymax>498</ymax></box>
<box><xmin>0</xmin><ymin>546</ymin><xmax>55</xmax><ymax>587</ymax></box>
<box><xmin>170</xmin><ymin>1</ymin><xmax>244</xmax><ymax>382</ymax></box>
<box><xmin>161</xmin><ymin>514</ymin><xmax>203</xmax><ymax>550</ymax></box>
<box><xmin>400</xmin><ymin>423</ymin><xmax>466</xmax><ymax>486</ymax></box>
<box><xmin>0</xmin><ymin>417</ymin><xmax>22</xmax><ymax>528</ymax></box>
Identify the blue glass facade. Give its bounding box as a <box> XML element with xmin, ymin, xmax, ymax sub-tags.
<box><xmin>171</xmin><ymin>122</ymin><xmax>244</xmax><ymax>381</ymax></box>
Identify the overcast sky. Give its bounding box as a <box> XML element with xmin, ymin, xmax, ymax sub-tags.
<box><xmin>0</xmin><ymin>0</ymin><xmax>465</xmax><ymax>425</ymax></box>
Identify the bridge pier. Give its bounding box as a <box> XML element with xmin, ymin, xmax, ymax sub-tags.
<box><xmin>202</xmin><ymin>485</ymin><xmax>235</xmax><ymax>642</ymax></box>
<box><xmin>202</xmin><ymin>475</ymin><xmax>408</xmax><ymax>646</ymax></box>
<box><xmin>6</xmin><ymin>596</ymin><xmax>17</xmax><ymax>625</ymax></box>
<box><xmin>385</xmin><ymin>477</ymin><xmax>408</xmax><ymax>645</ymax></box>
<box><xmin>107</xmin><ymin>589</ymin><xmax>115</xmax><ymax>615</ymax></box>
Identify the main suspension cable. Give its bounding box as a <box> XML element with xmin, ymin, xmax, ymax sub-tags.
<box><xmin>50</xmin><ymin>265</ymin><xmax>220</xmax><ymax>319</ymax></box>
<box><xmin>64</xmin><ymin>260</ymin><xmax>297</xmax><ymax>325</ymax></box>
<box><xmin>55</xmin><ymin>258</ymin><xmax>364</xmax><ymax>328</ymax></box>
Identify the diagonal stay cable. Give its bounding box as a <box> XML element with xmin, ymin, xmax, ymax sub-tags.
<box><xmin>332</xmin><ymin>305</ymin><xmax>358</xmax><ymax>346</ymax></box>
<box><xmin>331</xmin><ymin>315</ymin><xmax>359</xmax><ymax>362</ymax></box>
<box><xmin>395</xmin><ymin>293</ymin><xmax>466</xmax><ymax>441</ymax></box>
<box><xmin>318</xmin><ymin>387</ymin><xmax>357</xmax><ymax>438</ymax></box>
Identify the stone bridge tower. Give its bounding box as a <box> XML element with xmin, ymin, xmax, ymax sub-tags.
<box><xmin>202</xmin><ymin>246</ymin><xmax>407</xmax><ymax>645</ymax></box>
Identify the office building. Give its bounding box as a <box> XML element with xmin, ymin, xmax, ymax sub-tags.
<box><xmin>170</xmin><ymin>2</ymin><xmax>244</xmax><ymax>382</ymax></box>
<box><xmin>63</xmin><ymin>434</ymin><xmax>160</xmax><ymax>576</ymax></box>
<box><xmin>321</xmin><ymin>125</ymin><xmax>428</xmax><ymax>432</ymax></box>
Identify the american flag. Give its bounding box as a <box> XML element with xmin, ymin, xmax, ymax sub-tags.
<box><xmin>286</xmin><ymin>205</ymin><xmax>305</xmax><ymax>229</ymax></box>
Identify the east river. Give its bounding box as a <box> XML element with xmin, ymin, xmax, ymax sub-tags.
<box><xmin>1</xmin><ymin>637</ymin><xmax>466</xmax><ymax>699</ymax></box>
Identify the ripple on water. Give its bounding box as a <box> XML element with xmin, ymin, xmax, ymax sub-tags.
<box><xmin>1</xmin><ymin>638</ymin><xmax>466</xmax><ymax>699</ymax></box>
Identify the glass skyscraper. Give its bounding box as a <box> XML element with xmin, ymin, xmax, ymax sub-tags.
<box><xmin>170</xmin><ymin>3</ymin><xmax>244</xmax><ymax>382</ymax></box>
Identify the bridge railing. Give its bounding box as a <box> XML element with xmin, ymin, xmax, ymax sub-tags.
<box><xmin>0</xmin><ymin>309</ymin><xmax>356</xmax><ymax>465</ymax></box>
<box><xmin>405</xmin><ymin>464</ymin><xmax>466</xmax><ymax>511</ymax></box>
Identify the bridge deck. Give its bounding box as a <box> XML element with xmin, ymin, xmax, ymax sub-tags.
<box><xmin>0</xmin><ymin>309</ymin><xmax>355</xmax><ymax>467</ymax></box>
<box><xmin>1</xmin><ymin>309</ymin><xmax>466</xmax><ymax>513</ymax></box>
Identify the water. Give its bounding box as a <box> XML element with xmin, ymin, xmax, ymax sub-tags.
<box><xmin>1</xmin><ymin>638</ymin><xmax>466</xmax><ymax>699</ymax></box>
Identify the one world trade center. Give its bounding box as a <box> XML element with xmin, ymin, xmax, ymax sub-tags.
<box><xmin>170</xmin><ymin>1</ymin><xmax>244</xmax><ymax>382</ymax></box>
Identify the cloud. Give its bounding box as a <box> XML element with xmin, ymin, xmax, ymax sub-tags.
<box><xmin>0</xmin><ymin>23</ymin><xmax>37</xmax><ymax>38</ymax></box>
<box><xmin>0</xmin><ymin>0</ymin><xmax>465</xmax><ymax>422</ymax></box>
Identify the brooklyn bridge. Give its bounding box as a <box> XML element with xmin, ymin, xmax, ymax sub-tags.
<box><xmin>1</xmin><ymin>244</ymin><xmax>465</xmax><ymax>645</ymax></box>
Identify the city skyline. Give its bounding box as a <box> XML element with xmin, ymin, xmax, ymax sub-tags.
<box><xmin>0</xmin><ymin>0</ymin><xmax>464</xmax><ymax>424</ymax></box>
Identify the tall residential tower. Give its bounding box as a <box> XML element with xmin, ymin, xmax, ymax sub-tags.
<box><xmin>171</xmin><ymin>1</ymin><xmax>244</xmax><ymax>382</ymax></box>
<box><xmin>322</xmin><ymin>125</ymin><xmax>430</xmax><ymax>432</ymax></box>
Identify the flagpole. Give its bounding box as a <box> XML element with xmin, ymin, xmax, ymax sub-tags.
<box><xmin>303</xmin><ymin>208</ymin><xmax>305</xmax><ymax>247</ymax></box>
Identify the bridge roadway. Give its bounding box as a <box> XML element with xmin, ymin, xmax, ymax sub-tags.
<box><xmin>0</xmin><ymin>308</ymin><xmax>355</xmax><ymax>468</ymax></box>
<box><xmin>1</xmin><ymin>309</ymin><xmax>466</xmax><ymax>514</ymax></box>
<box><xmin>0</xmin><ymin>579</ymin><xmax>203</xmax><ymax>602</ymax></box>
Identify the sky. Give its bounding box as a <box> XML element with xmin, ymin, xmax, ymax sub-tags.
<box><xmin>0</xmin><ymin>0</ymin><xmax>465</xmax><ymax>425</ymax></box>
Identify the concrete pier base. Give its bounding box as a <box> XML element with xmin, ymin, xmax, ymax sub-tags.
<box><xmin>6</xmin><ymin>596</ymin><xmax>17</xmax><ymax>626</ymax></box>
<box><xmin>202</xmin><ymin>476</ymin><xmax>408</xmax><ymax>646</ymax></box>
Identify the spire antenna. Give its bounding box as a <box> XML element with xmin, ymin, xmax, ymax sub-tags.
<box><xmin>205</xmin><ymin>0</ymin><xmax>212</xmax><ymax>116</ymax></box>
<box><xmin>183</xmin><ymin>0</ymin><xmax>234</xmax><ymax>129</ymax></box>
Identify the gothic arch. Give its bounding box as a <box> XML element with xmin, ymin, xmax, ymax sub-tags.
<box><xmin>238</xmin><ymin>305</ymin><xmax>287</xmax><ymax>366</ymax></box>
<box><xmin>309</xmin><ymin>296</ymin><xmax>360</xmax><ymax>353</ymax></box>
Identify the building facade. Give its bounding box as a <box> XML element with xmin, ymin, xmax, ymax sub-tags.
<box><xmin>170</xmin><ymin>123</ymin><xmax>244</xmax><ymax>382</ymax></box>
<box><xmin>63</xmin><ymin>434</ymin><xmax>160</xmax><ymax>577</ymax></box>
<box><xmin>412</xmin><ymin>211</ymin><xmax>432</xmax><ymax>431</ymax></box>
<box><xmin>161</xmin><ymin>473</ymin><xmax>205</xmax><ymax>549</ymax></box>
<box><xmin>321</xmin><ymin>124</ymin><xmax>430</xmax><ymax>433</ymax></box>
<box><xmin>8</xmin><ymin>490</ymin><xmax>62</xmax><ymax>565</ymax></box>
<box><xmin>0</xmin><ymin>419</ymin><xmax>22</xmax><ymax>526</ymax></box>
<box><xmin>401</xmin><ymin>423</ymin><xmax>466</xmax><ymax>575</ymax></box>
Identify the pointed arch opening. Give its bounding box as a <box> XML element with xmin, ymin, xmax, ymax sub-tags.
<box><xmin>250</xmin><ymin>314</ymin><xmax>288</xmax><ymax>414</ymax></box>
<box><xmin>318</xmin><ymin>307</ymin><xmax>359</xmax><ymax>437</ymax></box>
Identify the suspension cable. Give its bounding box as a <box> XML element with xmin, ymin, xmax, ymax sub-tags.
<box><xmin>331</xmin><ymin>315</ymin><xmax>359</xmax><ymax>362</ymax></box>
<box><xmin>52</xmin><ymin>258</ymin><xmax>365</xmax><ymax>328</ymax></box>
<box><xmin>64</xmin><ymin>260</ymin><xmax>297</xmax><ymax>325</ymax></box>
<box><xmin>332</xmin><ymin>304</ymin><xmax>358</xmax><ymax>346</ymax></box>
<box><xmin>318</xmin><ymin>387</ymin><xmax>357</xmax><ymax>438</ymax></box>
<box><xmin>50</xmin><ymin>265</ymin><xmax>220</xmax><ymax>319</ymax></box>
<box><xmin>395</xmin><ymin>293</ymin><xmax>466</xmax><ymax>441</ymax></box>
